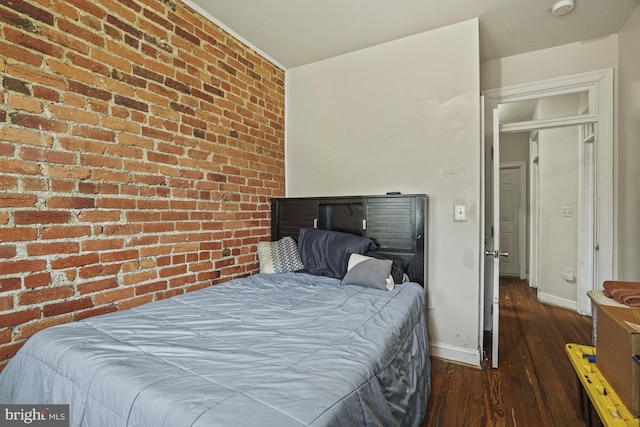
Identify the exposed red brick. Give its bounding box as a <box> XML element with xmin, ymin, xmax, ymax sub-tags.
<box><xmin>77</xmin><ymin>278</ymin><xmax>118</xmax><ymax>295</ymax></box>
<box><xmin>27</xmin><ymin>242</ymin><xmax>80</xmax><ymax>256</ymax></box>
<box><xmin>41</xmin><ymin>225</ymin><xmax>92</xmax><ymax>240</ymax></box>
<box><xmin>0</xmin><ymin>307</ymin><xmax>40</xmax><ymax>328</ymax></box>
<box><xmin>14</xmin><ymin>315</ymin><xmax>71</xmax><ymax>340</ymax></box>
<box><xmin>0</xmin><ymin>0</ymin><xmax>285</xmax><ymax>371</ymax></box>
<box><xmin>0</xmin><ymin>296</ymin><xmax>14</xmax><ymax>312</ymax></box>
<box><xmin>0</xmin><ymin>341</ymin><xmax>25</xmax><ymax>363</ymax></box>
<box><xmin>43</xmin><ymin>297</ymin><xmax>93</xmax><ymax>317</ymax></box>
<box><xmin>106</xmin><ymin>15</ymin><xmax>141</xmax><ymax>39</ymax></box>
<box><xmin>168</xmin><ymin>273</ymin><xmax>196</xmax><ymax>287</ymax></box>
<box><xmin>135</xmin><ymin>280</ymin><xmax>167</xmax><ymax>295</ymax></box>
<box><xmin>80</xmin><ymin>239</ymin><xmax>124</xmax><ymax>252</ymax></box>
<box><xmin>14</xmin><ymin>211</ymin><xmax>71</xmax><ymax>225</ymax></box>
<box><xmin>0</xmin><ymin>329</ymin><xmax>11</xmax><ymax>345</ymax></box>
<box><xmin>71</xmin><ymin>126</ymin><xmax>115</xmax><ymax>141</ymax></box>
<box><xmin>24</xmin><ymin>272</ymin><xmax>52</xmax><ymax>289</ymax></box>
<box><xmin>47</xmin><ymin>197</ymin><xmax>95</xmax><ymax>209</ymax></box>
<box><xmin>68</xmin><ymin>81</ymin><xmax>112</xmax><ymax>101</ymax></box>
<box><xmin>66</xmin><ymin>0</ymin><xmax>106</xmax><ymax>19</ymax></box>
<box><xmin>57</xmin><ymin>19</ymin><xmax>105</xmax><ymax>48</ymax></box>
<box><xmin>0</xmin><ymin>194</ymin><xmax>37</xmax><ymax>207</ymax></box>
<box><xmin>78</xmin><ymin>263</ymin><xmax>120</xmax><ymax>279</ymax></box>
<box><xmin>0</xmin><ymin>259</ymin><xmax>47</xmax><ymax>275</ymax></box>
<box><xmin>0</xmin><ymin>278</ymin><xmax>21</xmax><ymax>292</ymax></box>
<box><xmin>2</xmin><ymin>0</ymin><xmax>54</xmax><ymax>25</ymax></box>
<box><xmin>114</xmin><ymin>94</ymin><xmax>149</xmax><ymax>112</ymax></box>
<box><xmin>100</xmin><ymin>249</ymin><xmax>139</xmax><ymax>263</ymax></box>
<box><xmin>93</xmin><ymin>287</ymin><xmax>134</xmax><ymax>305</ymax></box>
<box><xmin>143</xmin><ymin>8</ymin><xmax>173</xmax><ymax>30</ymax></box>
<box><xmin>3</xmin><ymin>76</ymin><xmax>31</xmax><ymax>95</ymax></box>
<box><xmin>4</xmin><ymin>27</ymin><xmax>63</xmax><ymax>58</ymax></box>
<box><xmin>20</xmin><ymin>286</ymin><xmax>74</xmax><ymax>305</ymax></box>
<box><xmin>10</xmin><ymin>113</ymin><xmax>68</xmax><ymax>132</ymax></box>
<box><xmin>21</xmin><ymin>146</ymin><xmax>76</xmax><ymax>164</ymax></box>
<box><xmin>74</xmin><ymin>304</ymin><xmax>116</xmax><ymax>321</ymax></box>
<box><xmin>118</xmin><ymin>295</ymin><xmax>153</xmax><ymax>310</ymax></box>
<box><xmin>50</xmin><ymin>253</ymin><xmax>99</xmax><ymax>269</ymax></box>
<box><xmin>0</xmin><ymin>7</ymin><xmax>37</xmax><ymax>33</ymax></box>
<box><xmin>77</xmin><ymin>210</ymin><xmax>121</xmax><ymax>222</ymax></box>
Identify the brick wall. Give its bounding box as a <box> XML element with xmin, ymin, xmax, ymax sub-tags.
<box><xmin>0</xmin><ymin>0</ymin><xmax>285</xmax><ymax>370</ymax></box>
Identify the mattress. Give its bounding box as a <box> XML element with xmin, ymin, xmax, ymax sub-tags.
<box><xmin>0</xmin><ymin>272</ymin><xmax>430</xmax><ymax>427</ymax></box>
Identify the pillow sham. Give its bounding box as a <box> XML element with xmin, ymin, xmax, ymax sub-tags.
<box><xmin>297</xmin><ymin>228</ymin><xmax>377</xmax><ymax>279</ymax></box>
<box><xmin>257</xmin><ymin>236</ymin><xmax>305</xmax><ymax>274</ymax></box>
<box><xmin>365</xmin><ymin>251</ymin><xmax>410</xmax><ymax>284</ymax></box>
<box><xmin>341</xmin><ymin>253</ymin><xmax>394</xmax><ymax>290</ymax></box>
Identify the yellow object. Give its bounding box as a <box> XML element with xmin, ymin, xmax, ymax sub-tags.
<box><xmin>565</xmin><ymin>343</ymin><xmax>640</xmax><ymax>427</ymax></box>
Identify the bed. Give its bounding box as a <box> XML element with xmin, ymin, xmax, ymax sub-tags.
<box><xmin>0</xmin><ymin>194</ymin><xmax>430</xmax><ymax>427</ymax></box>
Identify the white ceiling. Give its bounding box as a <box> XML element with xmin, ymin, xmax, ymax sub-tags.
<box><xmin>183</xmin><ymin>0</ymin><xmax>639</xmax><ymax>69</ymax></box>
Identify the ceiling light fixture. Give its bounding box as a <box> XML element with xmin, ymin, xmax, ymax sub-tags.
<box><xmin>551</xmin><ymin>0</ymin><xmax>575</xmax><ymax>16</ymax></box>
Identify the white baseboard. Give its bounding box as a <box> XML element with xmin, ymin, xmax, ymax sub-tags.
<box><xmin>537</xmin><ymin>292</ymin><xmax>577</xmax><ymax>311</ymax></box>
<box><xmin>429</xmin><ymin>342</ymin><xmax>482</xmax><ymax>367</ymax></box>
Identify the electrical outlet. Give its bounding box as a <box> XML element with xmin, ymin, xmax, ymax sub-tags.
<box><xmin>562</xmin><ymin>268</ymin><xmax>575</xmax><ymax>281</ymax></box>
<box><xmin>562</xmin><ymin>206</ymin><xmax>573</xmax><ymax>217</ymax></box>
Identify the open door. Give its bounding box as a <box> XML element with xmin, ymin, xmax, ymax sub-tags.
<box><xmin>484</xmin><ymin>107</ymin><xmax>506</xmax><ymax>369</ymax></box>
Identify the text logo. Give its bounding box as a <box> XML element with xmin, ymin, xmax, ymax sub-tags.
<box><xmin>0</xmin><ymin>405</ymin><xmax>69</xmax><ymax>427</ymax></box>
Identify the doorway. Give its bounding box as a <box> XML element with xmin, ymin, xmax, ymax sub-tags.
<box><xmin>499</xmin><ymin>124</ymin><xmax>590</xmax><ymax>311</ymax></box>
<box><xmin>499</xmin><ymin>162</ymin><xmax>526</xmax><ymax>280</ymax></box>
<box><xmin>480</xmin><ymin>69</ymin><xmax>614</xmax><ymax>368</ymax></box>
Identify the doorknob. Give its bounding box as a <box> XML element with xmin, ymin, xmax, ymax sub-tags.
<box><xmin>484</xmin><ymin>250</ymin><xmax>509</xmax><ymax>258</ymax></box>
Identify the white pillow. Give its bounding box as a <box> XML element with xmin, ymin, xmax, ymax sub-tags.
<box><xmin>341</xmin><ymin>253</ymin><xmax>395</xmax><ymax>291</ymax></box>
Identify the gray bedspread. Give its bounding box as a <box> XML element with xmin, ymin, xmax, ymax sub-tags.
<box><xmin>0</xmin><ymin>273</ymin><xmax>430</xmax><ymax>427</ymax></box>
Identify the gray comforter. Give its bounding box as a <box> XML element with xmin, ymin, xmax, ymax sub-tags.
<box><xmin>0</xmin><ymin>273</ymin><xmax>430</xmax><ymax>427</ymax></box>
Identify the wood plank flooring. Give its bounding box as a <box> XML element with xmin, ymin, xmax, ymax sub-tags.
<box><xmin>422</xmin><ymin>278</ymin><xmax>593</xmax><ymax>427</ymax></box>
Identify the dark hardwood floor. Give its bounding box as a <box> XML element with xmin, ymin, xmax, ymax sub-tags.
<box><xmin>423</xmin><ymin>278</ymin><xmax>593</xmax><ymax>427</ymax></box>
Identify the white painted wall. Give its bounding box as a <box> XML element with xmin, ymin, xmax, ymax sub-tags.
<box><xmin>529</xmin><ymin>94</ymin><xmax>582</xmax><ymax>309</ymax></box>
<box><xmin>500</xmin><ymin>133</ymin><xmax>529</xmax><ymax>164</ymax></box>
<box><xmin>286</xmin><ymin>19</ymin><xmax>482</xmax><ymax>365</ymax></box>
<box><xmin>538</xmin><ymin>126</ymin><xmax>580</xmax><ymax>306</ymax></box>
<box><xmin>480</xmin><ymin>35</ymin><xmax>619</xmax><ymax>91</ymax></box>
<box><xmin>617</xmin><ymin>5</ymin><xmax>640</xmax><ymax>281</ymax></box>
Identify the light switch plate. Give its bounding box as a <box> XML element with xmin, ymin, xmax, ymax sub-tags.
<box><xmin>454</xmin><ymin>204</ymin><xmax>467</xmax><ymax>222</ymax></box>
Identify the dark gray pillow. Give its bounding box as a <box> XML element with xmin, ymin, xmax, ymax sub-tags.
<box><xmin>341</xmin><ymin>254</ymin><xmax>393</xmax><ymax>290</ymax></box>
<box><xmin>365</xmin><ymin>251</ymin><xmax>410</xmax><ymax>284</ymax></box>
<box><xmin>297</xmin><ymin>228</ymin><xmax>377</xmax><ymax>279</ymax></box>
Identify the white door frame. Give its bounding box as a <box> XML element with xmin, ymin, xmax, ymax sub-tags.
<box><xmin>482</xmin><ymin>68</ymin><xmax>614</xmax><ymax>317</ymax></box>
<box><xmin>500</xmin><ymin>161</ymin><xmax>527</xmax><ymax>280</ymax></box>
<box><xmin>529</xmin><ymin>131</ymin><xmax>539</xmax><ymax>289</ymax></box>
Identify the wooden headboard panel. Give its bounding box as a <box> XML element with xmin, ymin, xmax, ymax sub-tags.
<box><xmin>271</xmin><ymin>194</ymin><xmax>428</xmax><ymax>286</ymax></box>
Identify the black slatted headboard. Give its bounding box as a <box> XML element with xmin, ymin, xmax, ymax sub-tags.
<box><xmin>271</xmin><ymin>194</ymin><xmax>428</xmax><ymax>286</ymax></box>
